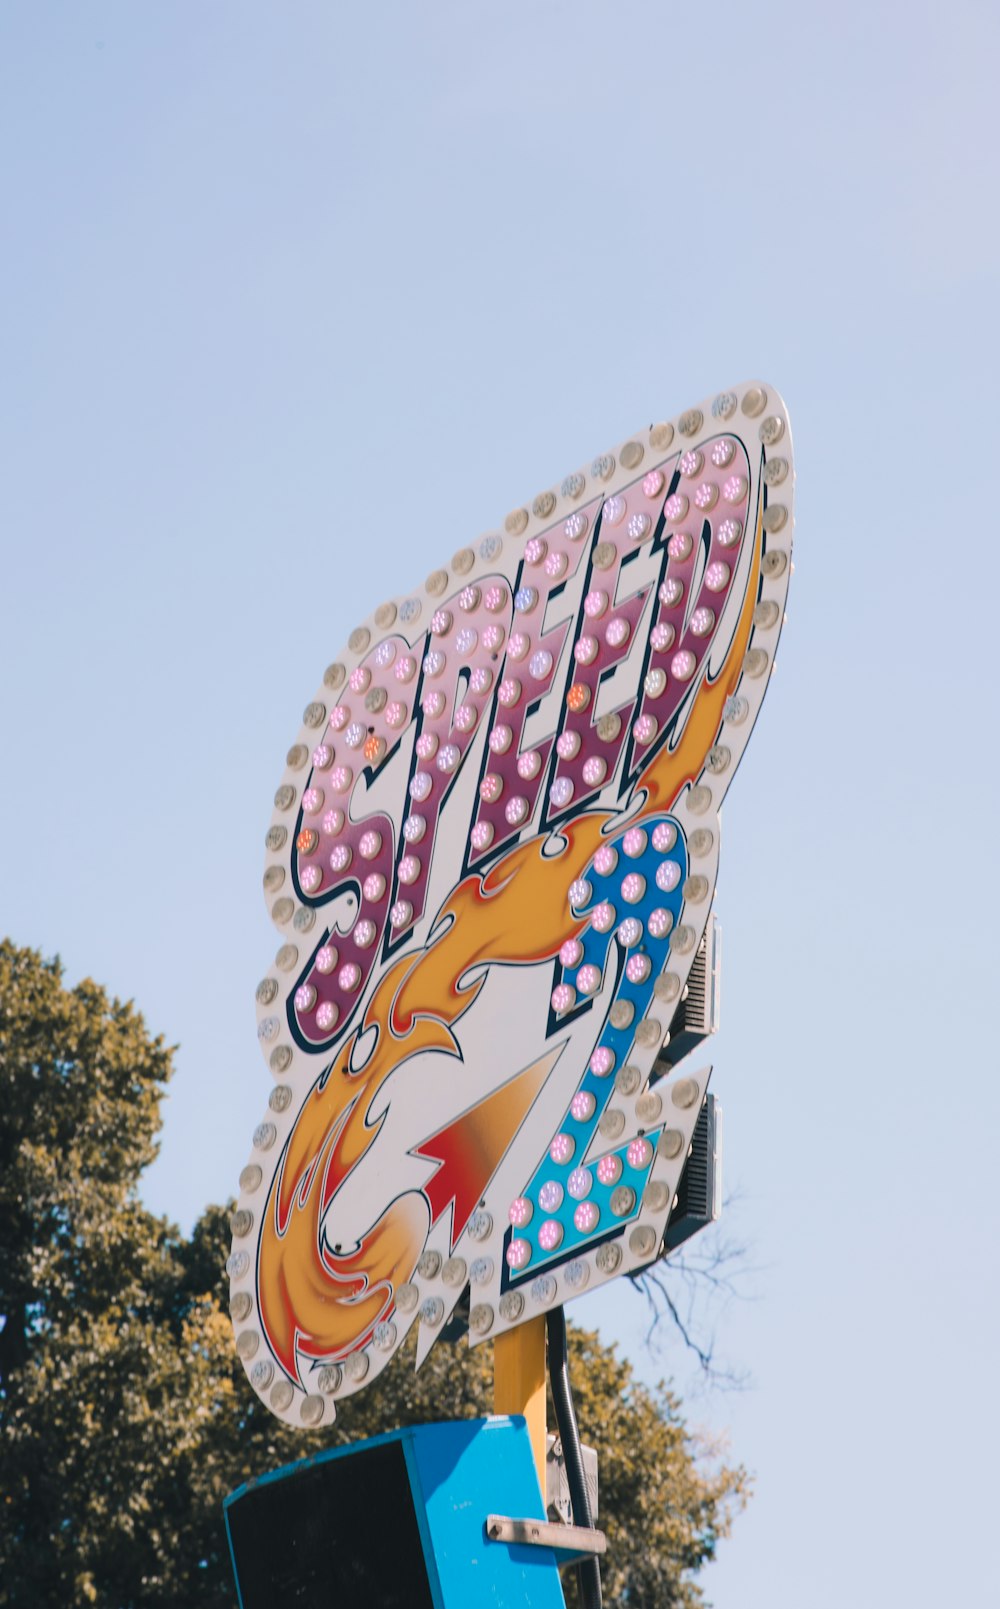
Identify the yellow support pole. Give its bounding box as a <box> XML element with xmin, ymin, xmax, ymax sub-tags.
<box><xmin>493</xmin><ymin>1315</ymin><xmax>547</xmax><ymax>1491</ymax></box>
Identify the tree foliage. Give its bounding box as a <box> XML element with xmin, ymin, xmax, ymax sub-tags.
<box><xmin>0</xmin><ymin>940</ymin><xmax>748</xmax><ymax>1606</ymax></box>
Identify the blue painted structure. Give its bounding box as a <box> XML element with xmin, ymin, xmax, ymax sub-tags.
<box><xmin>224</xmin><ymin>1414</ymin><xmax>566</xmax><ymax>1608</ymax></box>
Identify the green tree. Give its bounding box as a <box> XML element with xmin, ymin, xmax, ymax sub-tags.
<box><xmin>1</xmin><ymin>941</ymin><xmax>748</xmax><ymax>1606</ymax></box>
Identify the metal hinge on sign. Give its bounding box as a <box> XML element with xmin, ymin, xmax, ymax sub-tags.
<box><xmin>485</xmin><ymin>1514</ymin><xmax>607</xmax><ymax>1567</ymax></box>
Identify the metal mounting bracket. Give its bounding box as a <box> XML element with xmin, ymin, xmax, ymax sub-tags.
<box><xmin>485</xmin><ymin>1514</ymin><xmax>607</xmax><ymax>1567</ymax></box>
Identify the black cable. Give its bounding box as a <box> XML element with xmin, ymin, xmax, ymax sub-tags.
<box><xmin>546</xmin><ymin>1305</ymin><xmax>603</xmax><ymax>1609</ymax></box>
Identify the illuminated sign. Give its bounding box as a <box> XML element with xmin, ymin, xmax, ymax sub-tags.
<box><xmin>229</xmin><ymin>383</ymin><xmax>794</xmax><ymax>1428</ymax></box>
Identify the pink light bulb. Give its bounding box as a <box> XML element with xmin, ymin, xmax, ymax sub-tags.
<box><xmin>582</xmin><ymin>756</ymin><xmax>607</xmax><ymax>786</ymax></box>
<box><xmin>622</xmin><ymin>828</ymin><xmax>646</xmax><ymax>858</ymax></box>
<box><xmin>470</xmin><ymin>666</ymin><xmax>493</xmax><ymax>695</ymax></box>
<box><xmin>574</xmin><ymin>1201</ymin><xmax>600</xmax><ymax>1233</ymax></box>
<box><xmin>295</xmin><ymin>983</ymin><xmax>316</xmax><ymax>1012</ymax></box>
<box><xmin>374</xmin><ymin>640</ymin><xmax>396</xmax><ymax>667</ymax></box>
<box><xmin>359</xmin><ymin>830</ymin><xmax>382</xmax><ymax>859</ymax></box>
<box><xmin>670</xmin><ymin>651</ymin><xmax>696</xmax><ymax>681</ymax></box>
<box><xmin>711</xmin><ymin>438</ymin><xmax>735</xmax><ymax>467</ymax></box>
<box><xmin>557</xmin><ymin>731</ymin><xmax>581</xmax><ymax>760</ymax></box>
<box><xmin>628</xmin><ymin>512</ymin><xmax>651</xmax><ymax>542</ymax></box>
<box><xmin>551</xmin><ymin>982</ymin><xmax>577</xmax><ymax>1013</ymax></box>
<box><xmin>455</xmin><ymin>628</ymin><xmax>478</xmax><ymax>656</ymax></box>
<box><xmin>717</xmin><ymin>518</ymin><xmax>742</xmax><ymax>548</ymax></box>
<box><xmin>330</xmin><ymin>705</ymin><xmax>350</xmax><ymax>731</ymax></box>
<box><xmin>550</xmin><ymin>1133</ymin><xmax>575</xmax><ymax>1165</ymax></box>
<box><xmin>349</xmin><ymin>667</ymin><xmax>371</xmax><ymax>693</ymax></box>
<box><xmin>505</xmin><ymin>796</ymin><xmax>529</xmax><ymax>826</ymax></box>
<box><xmin>594</xmin><ymin>845</ymin><xmax>618</xmax><ymax>876</ymax></box>
<box><xmin>395</xmin><ymin>655</ymin><xmax>417</xmax><ymax>683</ymax></box>
<box><xmin>480</xmin><ymin>774</ymin><xmax>503</xmax><ymax>803</ymax></box>
<box><xmin>506</xmin><ymin>1238</ymin><xmax>531</xmax><ymax>1270</ymax></box>
<box><xmin>390</xmin><ymin>899</ymin><xmax>413</xmax><ymax>929</ymax></box>
<box><xmin>385</xmin><ymin>700</ymin><xmax>407</xmax><ymax>729</ymax></box>
<box><xmin>650</xmin><ymin>623</ymin><xmax>676</xmax><ymax>653</ymax></box>
<box><xmin>459</xmin><ymin>584</ymin><xmax>481</xmax><ymax>611</ymax></box>
<box><xmin>664</xmin><ymin>493</ymin><xmax>688</xmax><ymax>521</ymax></box>
<box><xmin>329</xmin><ymin>765</ymin><xmax>353</xmax><ymax>793</ymax></box>
<box><xmin>591</xmin><ymin>902</ymin><xmax>616</xmax><ymax>934</ymax></box>
<box><xmin>431</xmin><ymin>608</ymin><xmax>453</xmax><ymax>636</ymax></box>
<box><xmin>423</xmin><ymin>650</ymin><xmax>446</xmax><ymax>678</ymax></box>
<box><xmin>329</xmin><ymin>844</ymin><xmax>352</xmax><ymax>872</ymax></box>
<box><xmin>568</xmin><ymin>878</ymin><xmax>592</xmax><ymax>908</ymax></box>
<box><xmin>694</xmin><ymin>481</ymin><xmax>718</xmax><ymax>510</ymax></box>
<box><xmin>315</xmin><ymin>945</ymin><xmax>338</xmax><ymax>974</ymax></box>
<box><xmin>545</xmin><ymin>551</ymin><xmax>568</xmax><ymax>578</ymax></box>
<box><xmin>621</xmin><ymin>873</ymin><xmax>646</xmax><ymax>905</ymax></box>
<box><xmin>409</xmin><ymin>772</ymin><xmax>433</xmax><ymax>802</ymax></box>
<box><xmin>403</xmin><ymin>814</ymin><xmax>426</xmax><ymax>842</ymax></box>
<box><xmin>509</xmin><ymin>1197</ymin><xmax>533</xmax><ymax>1228</ymax></box>
<box><xmin>454</xmin><ymin>701</ymin><xmax>476</xmax><ymax>731</ymax></box>
<box><xmin>498</xmin><ymin>678</ymin><xmax>521</xmax><ymax>708</ymax></box>
<box><xmin>570</xmin><ymin>1090</ymin><xmax>596</xmax><ymax>1121</ymax></box>
<box><xmin>422</xmin><ymin>690</ymin><xmax>446</xmax><ymax>719</ymax></box>
<box><xmin>679</xmin><ymin>449</ymin><xmax>703</xmax><ymax>478</ymax></box>
<box><xmin>617</xmin><ymin>917</ymin><xmax>642</xmax><ymax>946</ymax></box>
<box><xmin>642</xmin><ymin>469</ymin><xmax>665</xmax><ymax>498</ymax></box>
<box><xmin>584</xmin><ymin>589</ymin><xmax>608</xmax><ymax>619</ymax></box>
<box><xmin>322</xmin><ymin>806</ymin><xmax>345</xmax><ymax>836</ymax></box>
<box><xmin>659</xmin><ymin>578</ymin><xmax>683</xmax><ymax>607</ymax></box>
<box><xmin>300</xmin><ymin>865</ymin><xmax>323</xmax><ymax>893</ymax></box>
<box><xmin>363</xmin><ymin>873</ymin><xmax>386</xmax><ymax>901</ymax></box>
<box><xmin>574</xmin><ymin>634</ymin><xmax>599</xmax><ymax>665</ymax></box>
<box><xmin>606</xmin><ymin>617</ymin><xmax>630</xmax><ymax>649</ymax></box>
<box><xmin>538</xmin><ymin>1220</ymin><xmax>564</xmax><ymax>1252</ymax></box>
<box><xmin>470</xmin><ymin>821</ymin><xmax>494</xmax><ymax>851</ymax></box>
<box><xmin>690</xmin><ymin>606</ymin><xmax>715</xmax><ymax>636</ymax></box>
<box><xmin>590</xmin><ymin>1046</ymin><xmax>615</xmax><ymax>1076</ymax></box>
<box><xmin>627</xmin><ymin>1137</ymin><xmax>653</xmax><ymax>1170</ymax></box>
<box><xmin>525</xmin><ymin>537</ymin><xmax>547</xmax><ymax>564</ymax></box>
<box><xmin>312</xmin><ymin>744</ymin><xmax>333</xmax><ymax>770</ymax></box>
<box><xmin>597</xmin><ymin>1154</ymin><xmax>622</xmax><ymax>1186</ymax></box>
<box><xmin>338</xmin><ymin>962</ymin><xmax>361</xmax><ymax>992</ymax></box>
<box><xmin>705</xmin><ymin>560</ymin><xmax>731</xmax><ymax>592</ymax></box>
<box><xmin>316</xmin><ymin>1001</ymin><xmax>338</xmax><ymax>1031</ymax></box>
<box><xmin>668</xmin><ymin>531</ymin><xmax>692</xmax><ymax>562</ymax></box>
<box><xmin>722</xmin><ymin>474</ymin><xmax>747</xmax><ymax>503</ymax></box>
<box><xmin>517</xmin><ymin>750</ymin><xmax>542</xmax><ymax>780</ymax></box>
<box><xmin>482</xmin><ymin>624</ymin><xmax>505</xmax><ymax>652</ymax></box>
<box><xmin>398</xmin><ymin>855</ymin><xmax>421</xmax><ymax>885</ymax></box>
<box><xmin>652</xmin><ymin>822</ymin><xmax>677</xmax><ymax>852</ymax></box>
<box><xmin>626</xmin><ymin>952</ymin><xmax>652</xmax><ymax>983</ymax></box>
<box><xmin>436</xmin><ymin>744</ymin><xmax>460</xmax><ymax>773</ymax></box>
<box><xmin>550</xmin><ymin>778</ymin><xmax>574</xmax><ymax>808</ymax></box>
<box><xmin>353</xmin><ymin>919</ymin><xmax>376</xmax><ymax>948</ymax></box>
<box><xmin>560</xmin><ymin>938</ymin><xmax>584</xmax><ymax>967</ymax></box>
<box><xmin>646</xmin><ymin>909</ymin><xmax>672</xmax><ymax>939</ymax></box>
<box><xmin>529</xmin><ymin>649</ymin><xmax>553</xmax><ymax>680</ymax></box>
<box><xmin>565</xmin><ymin>512</ymin><xmax>588</xmax><ymax>540</ymax></box>
<box><xmin>508</xmin><ymin>632</ymin><xmax>530</xmax><ymax>661</ymax></box>
<box><xmin>302</xmin><ymin>787</ymin><xmax>324</xmax><ymax>814</ymax></box>
<box><xmin>576</xmin><ymin>963</ymin><xmax>601</xmax><ymax>995</ymax></box>
<box><xmin>633</xmin><ymin>715</ymin><xmax>658</xmax><ymax>744</ymax></box>
<box><xmin>484</xmin><ymin>584</ymin><xmax>507</xmax><ymax>612</ymax></box>
<box><xmin>603</xmin><ymin>494</ymin><xmax>626</xmax><ymax>525</ymax></box>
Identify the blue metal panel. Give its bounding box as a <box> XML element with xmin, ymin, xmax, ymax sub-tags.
<box><xmin>224</xmin><ymin>1416</ymin><xmax>566</xmax><ymax>1609</ymax></box>
<box><xmin>409</xmin><ymin>1417</ymin><xmax>565</xmax><ymax>1609</ymax></box>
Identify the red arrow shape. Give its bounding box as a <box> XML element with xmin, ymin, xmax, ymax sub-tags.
<box><xmin>413</xmin><ymin>1048</ymin><xmax>560</xmax><ymax>1250</ymax></box>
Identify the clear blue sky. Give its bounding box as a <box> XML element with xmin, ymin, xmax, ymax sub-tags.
<box><xmin>2</xmin><ymin>4</ymin><xmax>998</xmax><ymax>1605</ymax></box>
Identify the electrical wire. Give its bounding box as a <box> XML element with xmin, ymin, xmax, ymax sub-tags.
<box><xmin>546</xmin><ymin>1305</ymin><xmax>603</xmax><ymax>1609</ymax></box>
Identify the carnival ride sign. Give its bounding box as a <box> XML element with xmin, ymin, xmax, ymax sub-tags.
<box><xmin>228</xmin><ymin>383</ymin><xmax>794</xmax><ymax>1429</ymax></box>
